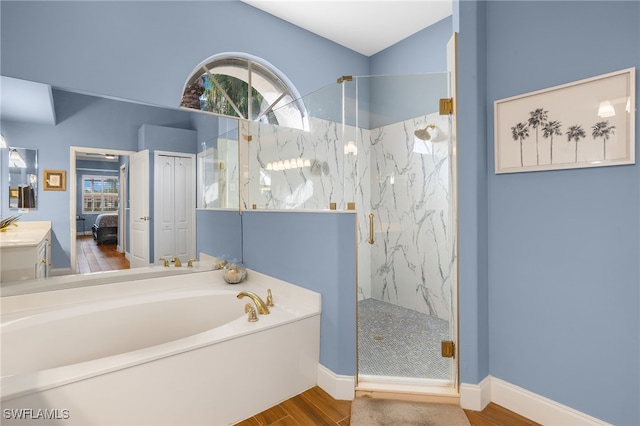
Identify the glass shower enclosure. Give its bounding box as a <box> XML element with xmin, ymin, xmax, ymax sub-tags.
<box><xmin>243</xmin><ymin>73</ymin><xmax>457</xmax><ymax>389</ymax></box>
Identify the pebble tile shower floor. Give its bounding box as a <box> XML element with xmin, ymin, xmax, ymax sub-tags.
<box><xmin>358</xmin><ymin>298</ymin><xmax>450</xmax><ymax>380</ymax></box>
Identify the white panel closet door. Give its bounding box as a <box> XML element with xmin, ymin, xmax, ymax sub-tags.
<box><xmin>173</xmin><ymin>157</ymin><xmax>192</xmax><ymax>259</ymax></box>
<box><xmin>154</xmin><ymin>152</ymin><xmax>195</xmax><ymax>264</ymax></box>
<box><xmin>156</xmin><ymin>155</ymin><xmax>176</xmax><ymax>261</ymax></box>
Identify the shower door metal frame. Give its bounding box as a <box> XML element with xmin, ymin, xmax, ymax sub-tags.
<box><xmin>355</xmin><ymin>33</ymin><xmax>459</xmax><ymax>397</ymax></box>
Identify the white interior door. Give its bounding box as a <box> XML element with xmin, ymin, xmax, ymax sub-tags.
<box><xmin>130</xmin><ymin>150</ymin><xmax>150</xmax><ymax>268</ymax></box>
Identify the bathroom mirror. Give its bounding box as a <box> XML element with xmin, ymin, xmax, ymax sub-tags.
<box><xmin>1</xmin><ymin>75</ymin><xmax>242</xmax><ymax>296</ymax></box>
<box><xmin>8</xmin><ymin>147</ymin><xmax>38</xmax><ymax>209</ymax></box>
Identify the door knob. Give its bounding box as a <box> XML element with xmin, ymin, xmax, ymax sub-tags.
<box><xmin>139</xmin><ymin>216</ymin><xmax>151</xmax><ymax>221</ymax></box>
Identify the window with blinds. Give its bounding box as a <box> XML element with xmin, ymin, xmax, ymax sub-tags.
<box><xmin>82</xmin><ymin>175</ymin><xmax>119</xmax><ymax>214</ymax></box>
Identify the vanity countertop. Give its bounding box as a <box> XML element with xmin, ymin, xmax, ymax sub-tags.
<box><xmin>0</xmin><ymin>221</ymin><xmax>51</xmax><ymax>248</ymax></box>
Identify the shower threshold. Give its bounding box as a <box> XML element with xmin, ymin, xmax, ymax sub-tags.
<box><xmin>356</xmin><ymin>377</ymin><xmax>459</xmax><ymax>404</ymax></box>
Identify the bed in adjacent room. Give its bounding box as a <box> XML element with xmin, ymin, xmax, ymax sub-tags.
<box><xmin>91</xmin><ymin>213</ymin><xmax>118</xmax><ymax>245</ymax></box>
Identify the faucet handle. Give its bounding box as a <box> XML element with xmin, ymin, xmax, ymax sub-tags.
<box><xmin>244</xmin><ymin>303</ymin><xmax>258</xmax><ymax>322</ymax></box>
<box><xmin>159</xmin><ymin>258</ymin><xmax>169</xmax><ymax>267</ymax></box>
<box><xmin>172</xmin><ymin>257</ymin><xmax>182</xmax><ymax>267</ymax></box>
<box><xmin>266</xmin><ymin>289</ymin><xmax>274</xmax><ymax>307</ymax></box>
<box><xmin>187</xmin><ymin>258</ymin><xmax>197</xmax><ymax>267</ymax></box>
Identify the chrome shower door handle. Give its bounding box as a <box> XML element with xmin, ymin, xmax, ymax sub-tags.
<box><xmin>369</xmin><ymin>213</ymin><xmax>374</xmax><ymax>245</ymax></box>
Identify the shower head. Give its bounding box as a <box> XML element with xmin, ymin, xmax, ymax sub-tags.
<box><xmin>414</xmin><ymin>124</ymin><xmax>437</xmax><ymax>141</ymax></box>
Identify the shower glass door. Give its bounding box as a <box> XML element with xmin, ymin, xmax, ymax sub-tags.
<box><xmin>347</xmin><ymin>74</ymin><xmax>457</xmax><ymax>388</ymax></box>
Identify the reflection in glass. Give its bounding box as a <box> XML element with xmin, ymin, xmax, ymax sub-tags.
<box><xmin>197</xmin><ymin>118</ymin><xmax>239</xmax><ymax>209</ymax></box>
<box><xmin>8</xmin><ymin>147</ymin><xmax>37</xmax><ymax>209</ymax></box>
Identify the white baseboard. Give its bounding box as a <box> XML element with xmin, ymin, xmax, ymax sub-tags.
<box><xmin>316</xmin><ymin>364</ymin><xmax>355</xmax><ymax>401</ymax></box>
<box><xmin>461</xmin><ymin>376</ymin><xmax>611</xmax><ymax>425</ymax></box>
<box><xmin>460</xmin><ymin>375</ymin><xmax>491</xmax><ymax>411</ymax></box>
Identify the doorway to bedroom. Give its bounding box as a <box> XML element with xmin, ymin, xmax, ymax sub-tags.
<box><xmin>70</xmin><ymin>146</ymin><xmax>134</xmax><ymax>274</ymax></box>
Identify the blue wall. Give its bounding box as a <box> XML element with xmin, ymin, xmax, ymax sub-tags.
<box><xmin>2</xmin><ymin>1</ymin><xmax>639</xmax><ymax>424</ymax></box>
<box><xmin>484</xmin><ymin>2</ymin><xmax>639</xmax><ymax>424</ymax></box>
<box><xmin>370</xmin><ymin>16</ymin><xmax>452</xmax><ymax>76</ymax></box>
<box><xmin>455</xmin><ymin>0</ymin><xmax>491</xmax><ymax>389</ymax></box>
<box><xmin>242</xmin><ymin>211</ymin><xmax>357</xmax><ymax>376</ymax></box>
<box><xmin>456</xmin><ymin>1</ymin><xmax>640</xmax><ymax>424</ymax></box>
<box><xmin>138</xmin><ymin>124</ymin><xmax>197</xmax><ymax>154</ymax></box>
<box><xmin>0</xmin><ymin>0</ymin><xmax>369</xmax><ymax>270</ymax></box>
<box><xmin>195</xmin><ymin>209</ymin><xmax>243</xmax><ymax>263</ymax></box>
<box><xmin>0</xmin><ymin>1</ymin><xmax>369</xmax><ymax>109</ymax></box>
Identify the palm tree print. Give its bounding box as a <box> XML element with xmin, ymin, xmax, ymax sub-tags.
<box><xmin>566</xmin><ymin>125</ymin><xmax>586</xmax><ymax>162</ymax></box>
<box><xmin>511</xmin><ymin>122</ymin><xmax>529</xmax><ymax>166</ymax></box>
<box><xmin>542</xmin><ymin>120</ymin><xmax>562</xmax><ymax>164</ymax></box>
<box><xmin>591</xmin><ymin>121</ymin><xmax>616</xmax><ymax>160</ymax></box>
<box><xmin>528</xmin><ymin>108</ymin><xmax>548</xmax><ymax>165</ymax></box>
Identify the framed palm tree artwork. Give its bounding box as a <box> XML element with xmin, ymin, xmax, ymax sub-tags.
<box><xmin>494</xmin><ymin>67</ymin><xmax>635</xmax><ymax>173</ymax></box>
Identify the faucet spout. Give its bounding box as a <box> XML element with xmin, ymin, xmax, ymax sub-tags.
<box><xmin>237</xmin><ymin>291</ymin><xmax>270</xmax><ymax>315</ymax></box>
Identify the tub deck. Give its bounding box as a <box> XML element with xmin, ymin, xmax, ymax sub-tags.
<box><xmin>1</xmin><ymin>269</ymin><xmax>321</xmax><ymax>425</ymax></box>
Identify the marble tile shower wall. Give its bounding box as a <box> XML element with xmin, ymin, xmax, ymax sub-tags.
<box><xmin>368</xmin><ymin>113</ymin><xmax>454</xmax><ymax>320</ymax></box>
<box><xmin>241</xmin><ymin>113</ymin><xmax>454</xmax><ymax>320</ymax></box>
<box><xmin>245</xmin><ymin>118</ymin><xmax>352</xmax><ymax>210</ymax></box>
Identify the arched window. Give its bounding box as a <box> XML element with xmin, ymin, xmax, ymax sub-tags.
<box><xmin>181</xmin><ymin>53</ymin><xmax>307</xmax><ymax>130</ymax></box>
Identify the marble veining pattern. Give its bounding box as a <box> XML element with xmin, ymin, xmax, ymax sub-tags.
<box><xmin>245</xmin><ymin>118</ymin><xmax>353</xmax><ymax>210</ymax></box>
<box><xmin>242</xmin><ymin>112</ymin><xmax>455</xmax><ymax>321</ymax></box>
<box><xmin>367</xmin><ymin>113</ymin><xmax>454</xmax><ymax>320</ymax></box>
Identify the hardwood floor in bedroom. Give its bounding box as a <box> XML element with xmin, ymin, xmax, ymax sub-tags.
<box><xmin>76</xmin><ymin>235</ymin><xmax>129</xmax><ymax>273</ymax></box>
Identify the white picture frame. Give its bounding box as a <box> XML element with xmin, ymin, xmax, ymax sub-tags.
<box><xmin>494</xmin><ymin>67</ymin><xmax>635</xmax><ymax>174</ymax></box>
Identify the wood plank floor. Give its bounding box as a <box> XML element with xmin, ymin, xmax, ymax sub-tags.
<box><xmin>76</xmin><ymin>235</ymin><xmax>130</xmax><ymax>273</ymax></box>
<box><xmin>235</xmin><ymin>387</ymin><xmax>351</xmax><ymax>426</ymax></box>
<box><xmin>464</xmin><ymin>403</ymin><xmax>541</xmax><ymax>426</ymax></box>
<box><xmin>234</xmin><ymin>386</ymin><xmax>538</xmax><ymax>426</ymax></box>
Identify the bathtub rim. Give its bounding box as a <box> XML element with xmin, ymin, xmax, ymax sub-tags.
<box><xmin>2</xmin><ymin>287</ymin><xmax>245</xmax><ymax>329</ymax></box>
<box><xmin>0</xmin><ymin>264</ymin><xmax>208</xmax><ymax>298</ymax></box>
<box><xmin>1</xmin><ymin>268</ymin><xmax>321</xmax><ymax>316</ymax></box>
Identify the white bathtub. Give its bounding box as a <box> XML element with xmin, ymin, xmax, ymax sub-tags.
<box><xmin>0</xmin><ymin>270</ymin><xmax>321</xmax><ymax>425</ymax></box>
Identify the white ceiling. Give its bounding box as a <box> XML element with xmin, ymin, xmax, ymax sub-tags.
<box><xmin>241</xmin><ymin>0</ymin><xmax>452</xmax><ymax>56</ymax></box>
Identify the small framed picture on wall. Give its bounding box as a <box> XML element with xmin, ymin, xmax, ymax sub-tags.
<box><xmin>44</xmin><ymin>170</ymin><xmax>67</xmax><ymax>191</ymax></box>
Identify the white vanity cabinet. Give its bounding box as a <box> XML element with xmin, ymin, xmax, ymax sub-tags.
<box><xmin>0</xmin><ymin>221</ymin><xmax>52</xmax><ymax>283</ymax></box>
